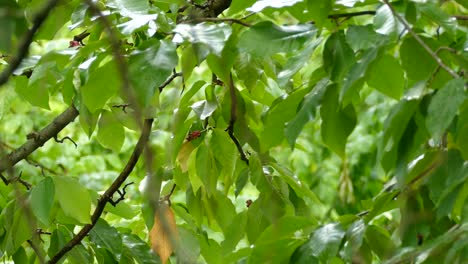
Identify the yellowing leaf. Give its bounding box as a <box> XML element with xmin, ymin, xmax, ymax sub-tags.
<box><xmin>150</xmin><ymin>202</ymin><xmax>179</xmax><ymax>264</ymax></box>
<box><xmin>176</xmin><ymin>141</ymin><xmax>194</xmax><ymax>172</ymax></box>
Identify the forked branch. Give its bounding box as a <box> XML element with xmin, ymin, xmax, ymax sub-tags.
<box><xmin>48</xmin><ymin>119</ymin><xmax>153</xmax><ymax>264</ymax></box>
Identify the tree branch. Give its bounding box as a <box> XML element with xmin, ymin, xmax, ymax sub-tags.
<box><xmin>0</xmin><ymin>0</ymin><xmax>61</xmax><ymax>88</ymax></box>
<box><xmin>0</xmin><ymin>106</ymin><xmax>79</xmax><ymax>176</ymax></box>
<box><xmin>48</xmin><ymin>119</ymin><xmax>153</xmax><ymax>264</ymax></box>
<box><xmin>382</xmin><ymin>0</ymin><xmax>459</xmax><ymax>78</ymax></box>
<box><xmin>327</xmin><ymin>10</ymin><xmax>376</xmax><ymax>19</ymax></box>
<box><xmin>158</xmin><ymin>71</ymin><xmax>182</xmax><ymax>92</ymax></box>
<box><xmin>225</xmin><ymin>73</ymin><xmax>249</xmax><ymax>165</ymax></box>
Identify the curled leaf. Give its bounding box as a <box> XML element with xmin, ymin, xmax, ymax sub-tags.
<box><xmin>150</xmin><ymin>202</ymin><xmax>179</xmax><ymax>264</ymax></box>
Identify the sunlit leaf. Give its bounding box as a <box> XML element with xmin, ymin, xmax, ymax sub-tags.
<box><xmin>54</xmin><ymin>176</ymin><xmax>91</xmax><ymax>224</ymax></box>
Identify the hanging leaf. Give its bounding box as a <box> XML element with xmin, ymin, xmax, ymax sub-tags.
<box><xmin>150</xmin><ymin>202</ymin><xmax>179</xmax><ymax>264</ymax></box>
<box><xmin>238</xmin><ymin>21</ymin><xmax>316</xmax><ymax>57</ymax></box>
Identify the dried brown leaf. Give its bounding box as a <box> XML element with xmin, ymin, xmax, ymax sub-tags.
<box><xmin>149</xmin><ymin>202</ymin><xmax>179</xmax><ymax>264</ymax></box>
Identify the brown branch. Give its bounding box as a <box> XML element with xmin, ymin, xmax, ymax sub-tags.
<box><xmin>225</xmin><ymin>73</ymin><xmax>249</xmax><ymax>165</ymax></box>
<box><xmin>0</xmin><ymin>0</ymin><xmax>61</xmax><ymax>88</ymax></box>
<box><xmin>48</xmin><ymin>119</ymin><xmax>153</xmax><ymax>264</ymax></box>
<box><xmin>0</xmin><ymin>106</ymin><xmax>79</xmax><ymax>177</ymax></box>
<box><xmin>158</xmin><ymin>71</ymin><xmax>183</xmax><ymax>92</ymax></box>
<box><xmin>0</xmin><ymin>141</ymin><xmax>60</xmax><ymax>175</ymax></box>
<box><xmin>453</xmin><ymin>15</ymin><xmax>468</xmax><ymax>20</ymax></box>
<box><xmin>383</xmin><ymin>0</ymin><xmax>459</xmax><ymax>78</ymax></box>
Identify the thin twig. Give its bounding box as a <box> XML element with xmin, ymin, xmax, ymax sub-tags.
<box><xmin>327</xmin><ymin>10</ymin><xmax>376</xmax><ymax>19</ymax></box>
<box><xmin>48</xmin><ymin>119</ymin><xmax>153</xmax><ymax>264</ymax></box>
<box><xmin>225</xmin><ymin>73</ymin><xmax>249</xmax><ymax>165</ymax></box>
<box><xmin>0</xmin><ymin>0</ymin><xmax>61</xmax><ymax>87</ymax></box>
<box><xmin>109</xmin><ymin>182</ymin><xmax>134</xmax><ymax>206</ymax></box>
<box><xmin>382</xmin><ymin>0</ymin><xmax>459</xmax><ymax>78</ymax></box>
<box><xmin>189</xmin><ymin>17</ymin><xmax>251</xmax><ymax>27</ymax></box>
<box><xmin>0</xmin><ymin>106</ymin><xmax>79</xmax><ymax>176</ymax></box>
<box><xmin>54</xmin><ymin>135</ymin><xmax>78</xmax><ymax>148</ymax></box>
<box><xmin>112</xmin><ymin>103</ymin><xmax>131</xmax><ymax>113</ymax></box>
<box><xmin>158</xmin><ymin>71</ymin><xmax>183</xmax><ymax>92</ymax></box>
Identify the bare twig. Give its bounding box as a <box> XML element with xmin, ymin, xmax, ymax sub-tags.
<box><xmin>48</xmin><ymin>119</ymin><xmax>153</xmax><ymax>264</ymax></box>
<box><xmin>382</xmin><ymin>0</ymin><xmax>459</xmax><ymax>78</ymax></box>
<box><xmin>54</xmin><ymin>135</ymin><xmax>77</xmax><ymax>148</ymax></box>
<box><xmin>0</xmin><ymin>0</ymin><xmax>61</xmax><ymax>87</ymax></box>
<box><xmin>109</xmin><ymin>182</ymin><xmax>134</xmax><ymax>206</ymax></box>
<box><xmin>112</xmin><ymin>103</ymin><xmax>131</xmax><ymax>113</ymax></box>
<box><xmin>0</xmin><ymin>106</ymin><xmax>79</xmax><ymax>176</ymax></box>
<box><xmin>189</xmin><ymin>17</ymin><xmax>251</xmax><ymax>27</ymax></box>
<box><xmin>225</xmin><ymin>73</ymin><xmax>249</xmax><ymax>165</ymax></box>
<box><xmin>158</xmin><ymin>71</ymin><xmax>183</xmax><ymax>92</ymax></box>
<box><xmin>327</xmin><ymin>10</ymin><xmax>376</xmax><ymax>19</ymax></box>
<box><xmin>161</xmin><ymin>184</ymin><xmax>177</xmax><ymax>204</ymax></box>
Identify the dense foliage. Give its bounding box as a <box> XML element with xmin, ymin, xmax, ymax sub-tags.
<box><xmin>0</xmin><ymin>0</ymin><xmax>467</xmax><ymax>263</ymax></box>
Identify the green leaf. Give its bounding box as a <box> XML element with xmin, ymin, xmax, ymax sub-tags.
<box><xmin>205</xmin><ymin>191</ymin><xmax>237</xmax><ymax>235</ymax></box>
<box><xmin>221</xmin><ymin>211</ymin><xmax>247</xmax><ymax>253</ymax></box>
<box><xmin>380</xmin><ymin>99</ymin><xmax>420</xmax><ymax>172</ymax></box>
<box><xmin>285</xmin><ymin>78</ymin><xmax>328</xmax><ymax>149</ymax></box>
<box><xmin>365</xmin><ymin>225</ymin><xmax>396</xmax><ymax>259</ymax></box>
<box><xmin>210</xmin><ymin>128</ymin><xmax>238</xmax><ymax>192</ymax></box>
<box><xmin>306</xmin><ymin>0</ymin><xmax>332</xmax><ymax>27</ymax></box>
<box><xmin>278</xmin><ymin>39</ymin><xmax>321</xmax><ymax>87</ymax></box>
<box><xmin>456</xmin><ymin>105</ymin><xmax>468</xmax><ymax>159</ymax></box>
<box><xmin>238</xmin><ymin>21</ymin><xmax>316</xmax><ymax>57</ymax></box>
<box><xmin>400</xmin><ymin>36</ymin><xmax>438</xmax><ymax>81</ymax></box>
<box><xmin>343</xmin><ymin>219</ymin><xmax>366</xmax><ymax>262</ymax></box>
<box><xmin>129</xmin><ymin>39</ymin><xmax>178</xmax><ymax>107</ymax></box>
<box><xmin>122</xmin><ymin>233</ymin><xmax>160</xmax><ymax>264</ymax></box>
<box><xmin>81</xmin><ymin>60</ymin><xmax>119</xmax><ymax>112</ymax></box>
<box><xmin>247</xmin><ymin>0</ymin><xmax>303</xmax><ymax>12</ymax></box>
<box><xmin>256</xmin><ymin>216</ymin><xmax>316</xmax><ymax>243</ymax></box>
<box><xmin>173</xmin><ymin>23</ymin><xmax>232</xmax><ymax>57</ymax></box>
<box><xmin>30</xmin><ymin>177</ymin><xmax>55</xmax><ymax>225</ymax></box>
<box><xmin>419</xmin><ymin>2</ymin><xmax>458</xmax><ymax>39</ymax></box>
<box><xmin>295</xmin><ymin>223</ymin><xmax>346</xmax><ymax>262</ymax></box>
<box><xmin>15</xmin><ymin>61</ymin><xmax>61</xmax><ymax>109</ymax></box>
<box><xmin>346</xmin><ymin>25</ymin><xmax>382</xmax><ymax>51</ymax></box>
<box><xmin>366</xmin><ymin>54</ymin><xmax>405</xmax><ymax>99</ymax></box>
<box><xmin>261</xmin><ymin>85</ymin><xmax>313</xmax><ymax>151</ymax></box>
<box><xmin>323</xmin><ymin>31</ymin><xmax>356</xmax><ymax>82</ymax></box>
<box><xmin>54</xmin><ymin>176</ymin><xmax>91</xmax><ymax>224</ymax></box>
<box><xmin>0</xmin><ymin>0</ymin><xmax>27</xmax><ymax>52</ymax></box>
<box><xmin>89</xmin><ymin>219</ymin><xmax>123</xmax><ymax>262</ymax></box>
<box><xmin>196</xmin><ymin>143</ymin><xmax>218</xmax><ymax>195</ymax></box>
<box><xmin>12</xmin><ymin>246</ymin><xmax>28</xmax><ymax>264</ymax></box>
<box><xmin>97</xmin><ymin>110</ymin><xmax>125</xmax><ymax>152</ymax></box>
<box><xmin>320</xmin><ymin>84</ymin><xmax>357</xmax><ymax>158</ymax></box>
<box><xmin>426</xmin><ymin>78</ymin><xmax>466</xmax><ymax>139</ymax></box>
